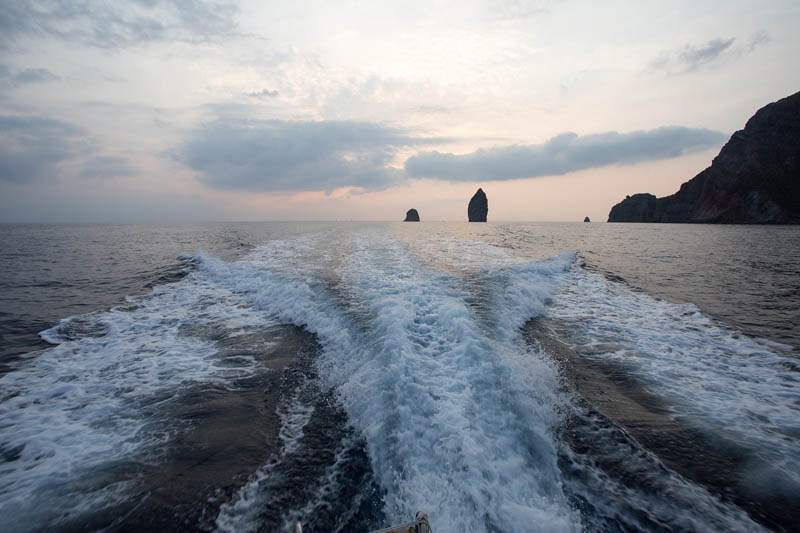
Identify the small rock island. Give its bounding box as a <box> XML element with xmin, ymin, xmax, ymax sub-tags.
<box><xmin>404</xmin><ymin>209</ymin><xmax>420</xmax><ymax>222</ymax></box>
<box><xmin>584</xmin><ymin>217</ymin><xmax>591</xmax><ymax>223</ymax></box>
<box><xmin>608</xmin><ymin>90</ymin><xmax>800</xmax><ymax>224</ymax></box>
<box><xmin>468</xmin><ymin>188</ymin><xmax>488</xmax><ymax>222</ymax></box>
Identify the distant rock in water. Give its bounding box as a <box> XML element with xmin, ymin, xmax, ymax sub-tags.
<box><xmin>584</xmin><ymin>216</ymin><xmax>591</xmax><ymax>223</ymax></box>
<box><xmin>608</xmin><ymin>90</ymin><xmax>800</xmax><ymax>224</ymax></box>
<box><xmin>468</xmin><ymin>188</ymin><xmax>488</xmax><ymax>222</ymax></box>
<box><xmin>404</xmin><ymin>208</ymin><xmax>420</xmax><ymax>222</ymax></box>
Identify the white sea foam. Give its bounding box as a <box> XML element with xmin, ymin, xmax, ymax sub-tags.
<box><xmin>0</xmin><ymin>266</ymin><xmax>275</xmax><ymax>531</ymax></box>
<box><xmin>207</xmin><ymin>228</ymin><xmax>771</xmax><ymax>531</ymax></box>
<box><xmin>549</xmin><ymin>265</ymin><xmax>800</xmax><ymax>491</ymax></box>
<box><xmin>556</xmin><ymin>416</ymin><xmax>765</xmax><ymax>532</ymax></box>
<box><xmin>4</xmin><ymin>226</ymin><xmax>785</xmax><ymax>531</ymax></box>
<box><xmin>334</xmin><ymin>232</ymin><xmax>578</xmax><ymax>531</ymax></box>
<box><xmin>202</xmin><ymin>228</ymin><xmax>580</xmax><ymax>532</ymax></box>
<box><xmin>404</xmin><ymin>233</ymin><xmax>767</xmax><ymax>530</ymax></box>
<box><xmin>216</xmin><ymin>391</ymin><xmax>316</xmax><ymax>533</ymax></box>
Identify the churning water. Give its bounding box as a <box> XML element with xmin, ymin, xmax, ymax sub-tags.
<box><xmin>0</xmin><ymin>222</ymin><xmax>798</xmax><ymax>531</ymax></box>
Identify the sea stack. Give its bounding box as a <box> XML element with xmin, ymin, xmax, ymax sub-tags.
<box><xmin>404</xmin><ymin>209</ymin><xmax>420</xmax><ymax>222</ymax></box>
<box><xmin>584</xmin><ymin>216</ymin><xmax>591</xmax><ymax>223</ymax></box>
<box><xmin>468</xmin><ymin>188</ymin><xmax>488</xmax><ymax>222</ymax></box>
<box><xmin>608</xmin><ymin>90</ymin><xmax>800</xmax><ymax>224</ymax></box>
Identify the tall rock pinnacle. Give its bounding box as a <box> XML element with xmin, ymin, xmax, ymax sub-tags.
<box><xmin>468</xmin><ymin>188</ymin><xmax>488</xmax><ymax>222</ymax></box>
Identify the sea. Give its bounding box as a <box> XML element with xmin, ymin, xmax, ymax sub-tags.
<box><xmin>0</xmin><ymin>222</ymin><xmax>798</xmax><ymax>532</ymax></box>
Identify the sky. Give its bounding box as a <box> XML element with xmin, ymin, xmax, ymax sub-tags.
<box><xmin>0</xmin><ymin>0</ymin><xmax>798</xmax><ymax>222</ymax></box>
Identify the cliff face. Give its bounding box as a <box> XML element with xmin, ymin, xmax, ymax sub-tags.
<box><xmin>609</xmin><ymin>90</ymin><xmax>800</xmax><ymax>223</ymax></box>
<box><xmin>468</xmin><ymin>188</ymin><xmax>488</xmax><ymax>222</ymax></box>
<box><xmin>608</xmin><ymin>194</ymin><xmax>658</xmax><ymax>222</ymax></box>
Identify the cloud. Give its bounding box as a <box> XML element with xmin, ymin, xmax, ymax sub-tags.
<box><xmin>404</xmin><ymin>127</ymin><xmax>728</xmax><ymax>182</ymax></box>
<box><xmin>0</xmin><ymin>0</ymin><xmax>238</xmax><ymax>49</ymax></box>
<box><xmin>0</xmin><ymin>115</ymin><xmax>88</xmax><ymax>183</ymax></box>
<box><xmin>678</xmin><ymin>38</ymin><xmax>735</xmax><ymax>69</ymax></box>
<box><xmin>180</xmin><ymin>119</ymin><xmax>726</xmax><ymax>191</ymax></box>
<box><xmin>0</xmin><ymin>115</ymin><xmax>138</xmax><ymax>182</ymax></box>
<box><xmin>0</xmin><ymin>64</ymin><xmax>60</xmax><ymax>86</ymax></box>
<box><xmin>180</xmin><ymin>118</ymin><xmax>445</xmax><ymax>192</ymax></box>
<box><xmin>79</xmin><ymin>156</ymin><xmax>138</xmax><ymax>179</ymax></box>
<box><xmin>651</xmin><ymin>31</ymin><xmax>770</xmax><ymax>74</ymax></box>
<box><xmin>247</xmin><ymin>88</ymin><xmax>279</xmax><ymax>98</ymax></box>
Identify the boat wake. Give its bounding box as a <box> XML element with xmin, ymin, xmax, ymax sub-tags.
<box><xmin>0</xmin><ymin>226</ymin><xmax>794</xmax><ymax>531</ymax></box>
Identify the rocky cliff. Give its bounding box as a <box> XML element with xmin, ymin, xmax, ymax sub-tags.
<box><xmin>608</xmin><ymin>90</ymin><xmax>800</xmax><ymax>223</ymax></box>
<box><xmin>468</xmin><ymin>188</ymin><xmax>488</xmax><ymax>222</ymax></box>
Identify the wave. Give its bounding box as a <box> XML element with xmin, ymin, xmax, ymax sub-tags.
<box><xmin>547</xmin><ymin>264</ymin><xmax>800</xmax><ymax>521</ymax></box>
<box><xmin>1</xmin><ymin>227</ymin><xmax>790</xmax><ymax>531</ymax></box>
<box><xmin>199</xmin><ymin>229</ymin><xmax>579</xmax><ymax>532</ymax></box>
<box><xmin>0</xmin><ymin>263</ymin><xmax>275</xmax><ymax>531</ymax></box>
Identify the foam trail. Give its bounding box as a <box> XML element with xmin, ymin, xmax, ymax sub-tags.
<box><xmin>7</xmin><ymin>225</ymin><xmax>780</xmax><ymax>531</ymax></box>
<box><xmin>216</xmin><ymin>392</ymin><xmax>315</xmax><ymax>532</ymax></box>
<box><xmin>399</xmin><ymin>234</ymin><xmax>767</xmax><ymax>531</ymax></box>
<box><xmin>549</xmin><ymin>266</ymin><xmax>800</xmax><ymax>492</ymax></box>
<box><xmin>557</xmin><ymin>404</ymin><xmax>765</xmax><ymax>532</ymax></box>
<box><xmin>202</xmin><ymin>229</ymin><xmax>580</xmax><ymax>532</ymax></box>
<box><xmin>335</xmin><ymin>232</ymin><xmax>579</xmax><ymax>531</ymax></box>
<box><xmin>216</xmin><ymin>382</ymin><xmax>373</xmax><ymax>533</ymax></box>
<box><xmin>0</xmin><ymin>267</ymin><xmax>273</xmax><ymax>531</ymax></box>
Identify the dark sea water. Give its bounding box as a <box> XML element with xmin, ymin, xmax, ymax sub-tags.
<box><xmin>0</xmin><ymin>222</ymin><xmax>798</xmax><ymax>532</ymax></box>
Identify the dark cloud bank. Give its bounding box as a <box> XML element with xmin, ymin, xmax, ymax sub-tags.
<box><xmin>405</xmin><ymin>127</ymin><xmax>728</xmax><ymax>182</ymax></box>
<box><xmin>181</xmin><ymin>119</ymin><xmax>727</xmax><ymax>192</ymax></box>
<box><xmin>180</xmin><ymin>118</ymin><xmax>446</xmax><ymax>192</ymax></box>
<box><xmin>1</xmin><ymin>113</ymin><xmax>726</xmax><ymax>190</ymax></box>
